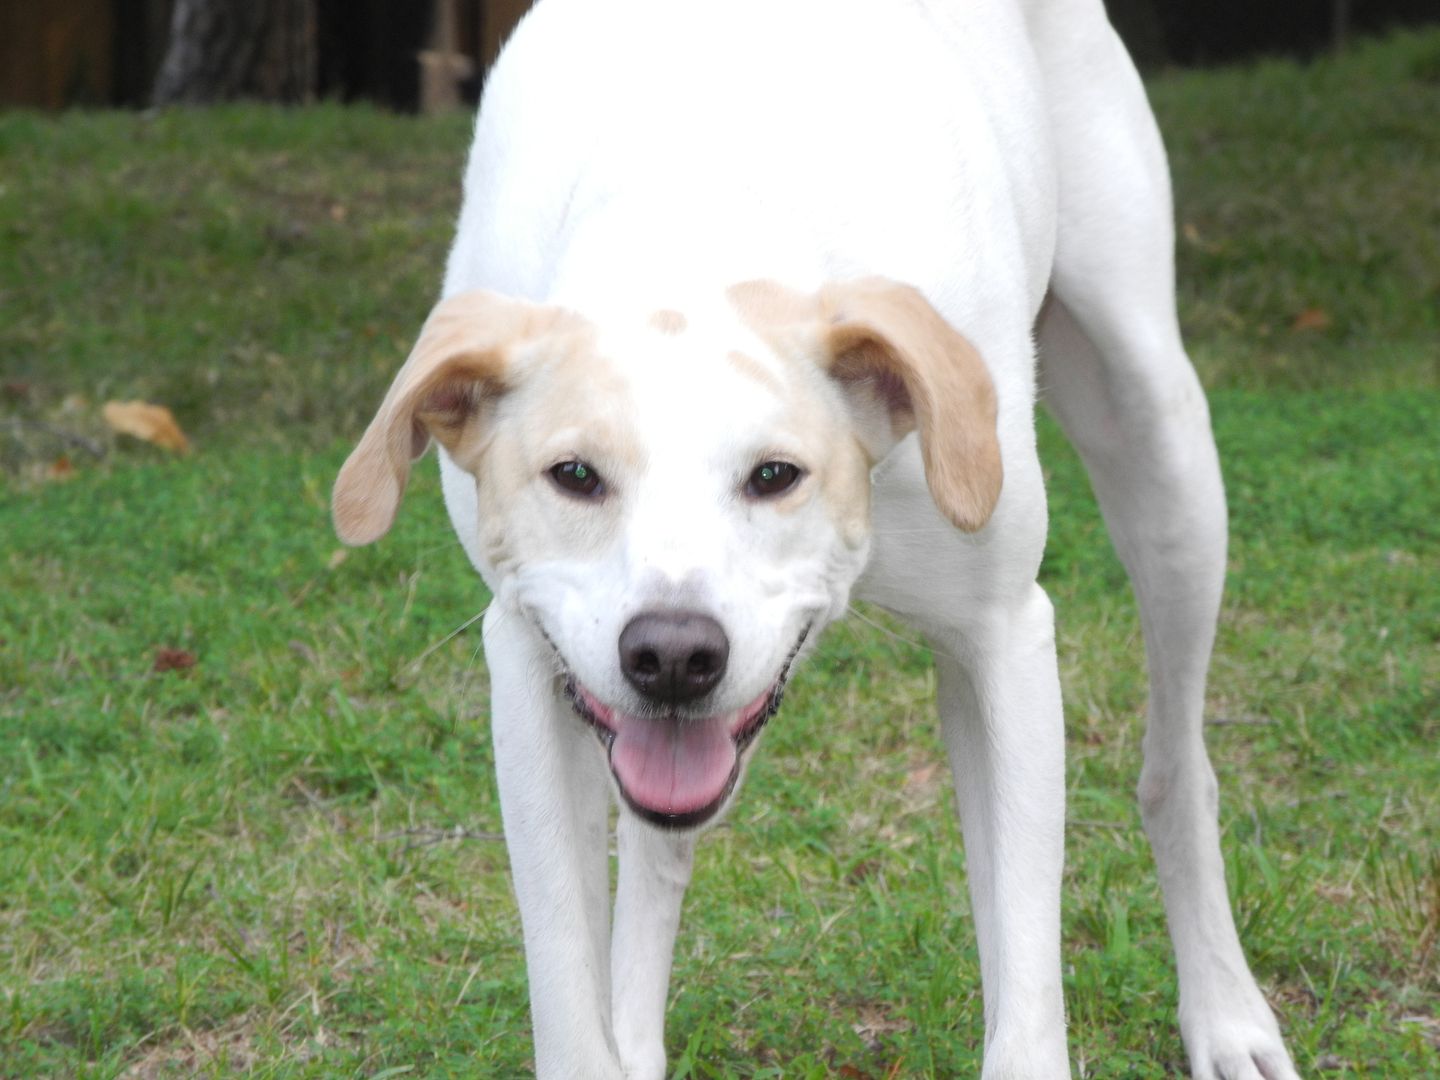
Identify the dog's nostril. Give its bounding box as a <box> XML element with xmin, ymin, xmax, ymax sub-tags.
<box><xmin>619</xmin><ymin>610</ymin><xmax>730</xmax><ymax>704</ymax></box>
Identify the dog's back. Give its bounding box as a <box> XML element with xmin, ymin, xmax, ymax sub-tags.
<box><xmin>447</xmin><ymin>0</ymin><xmax>1053</xmax><ymax>337</ymax></box>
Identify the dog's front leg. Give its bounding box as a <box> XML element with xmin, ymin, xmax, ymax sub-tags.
<box><xmin>485</xmin><ymin>606</ymin><xmax>623</xmax><ymax>1079</ymax></box>
<box><xmin>933</xmin><ymin>584</ymin><xmax>1072</xmax><ymax>1079</ymax></box>
<box><xmin>611</xmin><ymin>814</ymin><xmax>696</xmax><ymax>1079</ymax></box>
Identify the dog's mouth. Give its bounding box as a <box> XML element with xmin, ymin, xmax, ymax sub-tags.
<box><xmin>561</xmin><ymin>627</ymin><xmax>809</xmax><ymax>830</ymax></box>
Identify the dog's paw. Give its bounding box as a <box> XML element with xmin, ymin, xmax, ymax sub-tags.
<box><xmin>1183</xmin><ymin>1007</ymin><xmax>1301</xmax><ymax>1080</ymax></box>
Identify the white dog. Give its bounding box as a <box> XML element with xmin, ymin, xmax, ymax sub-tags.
<box><xmin>332</xmin><ymin>0</ymin><xmax>1300</xmax><ymax>1076</ymax></box>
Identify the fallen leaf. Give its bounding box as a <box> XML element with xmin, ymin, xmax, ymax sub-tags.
<box><xmin>48</xmin><ymin>455</ymin><xmax>75</xmax><ymax>480</ymax></box>
<box><xmin>1180</xmin><ymin>222</ymin><xmax>1222</xmax><ymax>252</ymax></box>
<box><xmin>103</xmin><ymin>400</ymin><xmax>190</xmax><ymax>453</ymax></box>
<box><xmin>1290</xmin><ymin>307</ymin><xmax>1332</xmax><ymax>332</ymax></box>
<box><xmin>904</xmin><ymin>763</ymin><xmax>940</xmax><ymax>789</ymax></box>
<box><xmin>846</xmin><ymin>857</ymin><xmax>882</xmax><ymax>884</ymax></box>
<box><xmin>153</xmin><ymin>647</ymin><xmax>197</xmax><ymax>673</ymax></box>
<box><xmin>852</xmin><ymin>1004</ymin><xmax>912</xmax><ymax>1051</ymax></box>
<box><xmin>329</xmin><ymin>203</ymin><xmax>349</xmax><ymax>222</ymax></box>
<box><xmin>327</xmin><ymin>548</ymin><xmax>349</xmax><ymax>570</ymax></box>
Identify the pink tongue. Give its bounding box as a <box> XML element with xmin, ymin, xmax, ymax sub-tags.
<box><xmin>609</xmin><ymin>712</ymin><xmax>738</xmax><ymax>817</ymax></box>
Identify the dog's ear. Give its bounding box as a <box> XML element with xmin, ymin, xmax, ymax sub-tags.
<box><xmin>731</xmin><ymin>277</ymin><xmax>1003</xmax><ymax>532</ymax></box>
<box><xmin>815</xmin><ymin>278</ymin><xmax>1002</xmax><ymax>531</ymax></box>
<box><xmin>332</xmin><ymin>290</ymin><xmax>583</xmax><ymax>546</ymax></box>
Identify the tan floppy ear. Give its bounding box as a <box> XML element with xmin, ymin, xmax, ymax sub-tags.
<box><xmin>332</xmin><ymin>289</ymin><xmax>583</xmax><ymax>546</ymax></box>
<box><xmin>815</xmin><ymin>278</ymin><xmax>1001</xmax><ymax>531</ymax></box>
<box><xmin>730</xmin><ymin>277</ymin><xmax>1002</xmax><ymax>532</ymax></box>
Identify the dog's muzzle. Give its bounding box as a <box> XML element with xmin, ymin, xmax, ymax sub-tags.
<box><xmin>562</xmin><ymin>626</ymin><xmax>809</xmax><ymax>829</ymax></box>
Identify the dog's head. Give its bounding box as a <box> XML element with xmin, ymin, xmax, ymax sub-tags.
<box><xmin>333</xmin><ymin>277</ymin><xmax>1000</xmax><ymax>829</ymax></box>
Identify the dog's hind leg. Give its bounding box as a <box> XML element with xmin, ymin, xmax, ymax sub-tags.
<box><xmin>1031</xmin><ymin>9</ymin><xmax>1300</xmax><ymax>1079</ymax></box>
<box><xmin>485</xmin><ymin>608</ymin><xmax>625</xmax><ymax>1080</ymax></box>
<box><xmin>611</xmin><ymin>816</ymin><xmax>695</xmax><ymax>1080</ymax></box>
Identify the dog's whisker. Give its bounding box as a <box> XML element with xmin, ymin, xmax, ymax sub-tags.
<box><xmin>456</xmin><ymin>621</ymin><xmax>490</xmax><ymax>705</ymax></box>
<box><xmin>407</xmin><ymin>604</ymin><xmax>490</xmax><ymax>672</ymax></box>
<box><xmin>843</xmin><ymin>604</ymin><xmax>956</xmax><ymax>661</ymax></box>
<box><xmin>408</xmin><ymin>540</ymin><xmax>465</xmax><ymax>560</ymax></box>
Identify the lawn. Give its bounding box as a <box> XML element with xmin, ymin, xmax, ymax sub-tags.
<box><xmin>1</xmin><ymin>28</ymin><xmax>1437</xmax><ymax>1080</ymax></box>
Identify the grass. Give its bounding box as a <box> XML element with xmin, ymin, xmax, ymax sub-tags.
<box><xmin>2</xmin><ymin>28</ymin><xmax>1439</xmax><ymax>1079</ymax></box>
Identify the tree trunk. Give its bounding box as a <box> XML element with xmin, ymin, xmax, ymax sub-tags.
<box><xmin>153</xmin><ymin>0</ymin><xmax>316</xmax><ymax>105</ymax></box>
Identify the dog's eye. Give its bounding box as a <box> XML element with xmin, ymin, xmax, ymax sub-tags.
<box><xmin>746</xmin><ymin>460</ymin><xmax>802</xmax><ymax>498</ymax></box>
<box><xmin>550</xmin><ymin>460</ymin><xmax>604</xmax><ymax>497</ymax></box>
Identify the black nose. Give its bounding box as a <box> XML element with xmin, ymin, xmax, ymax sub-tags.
<box><xmin>619</xmin><ymin>610</ymin><xmax>730</xmax><ymax>705</ymax></box>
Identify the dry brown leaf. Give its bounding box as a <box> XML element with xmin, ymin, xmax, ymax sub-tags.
<box><xmin>153</xmin><ymin>647</ymin><xmax>197</xmax><ymax>673</ymax></box>
<box><xmin>102</xmin><ymin>400</ymin><xmax>190</xmax><ymax>453</ymax></box>
<box><xmin>1180</xmin><ymin>222</ymin><xmax>1223</xmax><ymax>253</ymax></box>
<box><xmin>846</xmin><ymin>858</ymin><xmax>882</xmax><ymax>884</ymax></box>
<box><xmin>852</xmin><ymin>1003</ymin><xmax>912</xmax><ymax>1053</ymax></box>
<box><xmin>1290</xmin><ymin>307</ymin><xmax>1332</xmax><ymax>333</ymax></box>
<box><xmin>904</xmin><ymin>763</ymin><xmax>940</xmax><ymax>789</ymax></box>
<box><xmin>48</xmin><ymin>455</ymin><xmax>75</xmax><ymax>480</ymax></box>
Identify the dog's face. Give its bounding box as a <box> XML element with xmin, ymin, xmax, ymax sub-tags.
<box><xmin>334</xmin><ymin>278</ymin><xmax>1001</xmax><ymax>828</ymax></box>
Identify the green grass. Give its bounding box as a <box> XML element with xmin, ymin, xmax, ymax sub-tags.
<box><xmin>3</xmin><ymin>29</ymin><xmax>1439</xmax><ymax>1079</ymax></box>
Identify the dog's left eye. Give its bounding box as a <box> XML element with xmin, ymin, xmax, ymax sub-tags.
<box><xmin>550</xmin><ymin>460</ymin><xmax>605</xmax><ymax>497</ymax></box>
<box><xmin>746</xmin><ymin>460</ymin><xmax>802</xmax><ymax>498</ymax></box>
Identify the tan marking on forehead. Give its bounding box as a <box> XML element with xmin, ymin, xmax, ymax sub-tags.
<box><xmin>726</xmin><ymin>279</ymin><xmax>825</xmax><ymax>379</ymax></box>
<box><xmin>727</xmin><ymin>279</ymin><xmax>818</xmax><ymax>326</ymax></box>
<box><xmin>726</xmin><ymin>350</ymin><xmax>785</xmax><ymax>395</ymax></box>
<box><xmin>532</xmin><ymin>347</ymin><xmax>644</xmax><ymax>469</ymax></box>
<box><xmin>648</xmin><ymin>309</ymin><xmax>688</xmax><ymax>335</ymax></box>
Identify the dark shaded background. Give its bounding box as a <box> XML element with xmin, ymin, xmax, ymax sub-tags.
<box><xmin>2</xmin><ymin>0</ymin><xmax>1439</xmax><ymax>111</ymax></box>
<box><xmin>1108</xmin><ymin>0</ymin><xmax>1440</xmax><ymax>67</ymax></box>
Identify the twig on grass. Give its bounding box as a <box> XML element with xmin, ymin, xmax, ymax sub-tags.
<box><xmin>379</xmin><ymin>825</ymin><xmax>505</xmax><ymax>853</ymax></box>
<box><xmin>0</xmin><ymin>417</ymin><xmax>107</xmax><ymax>458</ymax></box>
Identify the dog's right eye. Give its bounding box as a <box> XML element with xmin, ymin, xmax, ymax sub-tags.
<box><xmin>746</xmin><ymin>460</ymin><xmax>802</xmax><ymax>498</ymax></box>
<box><xmin>549</xmin><ymin>460</ymin><xmax>605</xmax><ymax>498</ymax></box>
